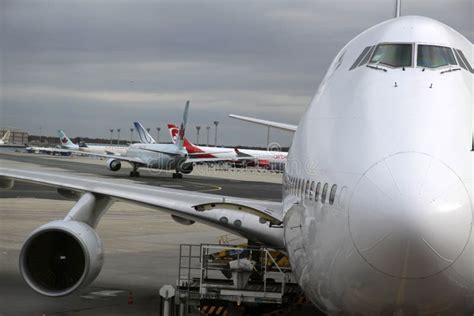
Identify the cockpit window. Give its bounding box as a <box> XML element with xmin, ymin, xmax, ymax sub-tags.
<box><xmin>454</xmin><ymin>49</ymin><xmax>474</xmax><ymax>73</ymax></box>
<box><xmin>359</xmin><ymin>46</ymin><xmax>376</xmax><ymax>66</ymax></box>
<box><xmin>349</xmin><ymin>46</ymin><xmax>376</xmax><ymax>70</ymax></box>
<box><xmin>350</xmin><ymin>46</ymin><xmax>371</xmax><ymax>70</ymax></box>
<box><xmin>370</xmin><ymin>43</ymin><xmax>412</xmax><ymax>68</ymax></box>
<box><xmin>417</xmin><ymin>45</ymin><xmax>457</xmax><ymax>68</ymax></box>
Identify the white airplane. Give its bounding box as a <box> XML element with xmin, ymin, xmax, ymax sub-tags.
<box><xmin>134</xmin><ymin>122</ymin><xmax>287</xmax><ymax>169</ymax></box>
<box><xmin>64</xmin><ymin>102</ymin><xmax>191</xmax><ymax>178</ymax></box>
<box><xmin>166</xmin><ymin>123</ymin><xmax>287</xmax><ymax>169</ymax></box>
<box><xmin>0</xmin><ymin>2</ymin><xmax>473</xmax><ymax>314</ymax></box>
<box><xmin>58</xmin><ymin>130</ymin><xmax>128</xmax><ymax>155</ymax></box>
<box><xmin>69</xmin><ymin>101</ymin><xmax>234</xmax><ymax>178</ymax></box>
<box><xmin>0</xmin><ymin>130</ymin><xmax>11</xmax><ymax>145</ymax></box>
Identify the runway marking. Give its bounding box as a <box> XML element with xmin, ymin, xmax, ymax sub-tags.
<box><xmin>182</xmin><ymin>180</ymin><xmax>222</xmax><ymax>192</ymax></box>
<box><xmin>396</xmin><ymin>240</ymin><xmax>411</xmax><ymax>305</ymax></box>
<box><xmin>80</xmin><ymin>289</ymin><xmax>127</xmax><ymax>299</ymax></box>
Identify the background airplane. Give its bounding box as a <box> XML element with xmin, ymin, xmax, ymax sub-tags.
<box><xmin>58</xmin><ymin>130</ymin><xmax>128</xmax><ymax>155</ymax></box>
<box><xmin>167</xmin><ymin>124</ymin><xmax>287</xmax><ymax>170</ymax></box>
<box><xmin>69</xmin><ymin>101</ymin><xmax>241</xmax><ymax>178</ymax></box>
<box><xmin>0</xmin><ymin>130</ymin><xmax>11</xmax><ymax>145</ymax></box>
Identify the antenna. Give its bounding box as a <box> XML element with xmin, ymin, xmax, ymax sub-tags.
<box><xmin>395</xmin><ymin>0</ymin><xmax>402</xmax><ymax>18</ymax></box>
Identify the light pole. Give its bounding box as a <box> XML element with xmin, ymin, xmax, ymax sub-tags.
<box><xmin>206</xmin><ymin>126</ymin><xmax>210</xmax><ymax>146</ymax></box>
<box><xmin>117</xmin><ymin>128</ymin><xmax>121</xmax><ymax>145</ymax></box>
<box><xmin>156</xmin><ymin>127</ymin><xmax>161</xmax><ymax>142</ymax></box>
<box><xmin>130</xmin><ymin>128</ymin><xmax>134</xmax><ymax>144</ymax></box>
<box><xmin>213</xmin><ymin>121</ymin><xmax>219</xmax><ymax>146</ymax></box>
<box><xmin>110</xmin><ymin>129</ymin><xmax>114</xmax><ymax>145</ymax></box>
<box><xmin>196</xmin><ymin>126</ymin><xmax>201</xmax><ymax>145</ymax></box>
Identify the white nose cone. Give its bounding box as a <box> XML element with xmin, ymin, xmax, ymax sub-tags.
<box><xmin>349</xmin><ymin>152</ymin><xmax>472</xmax><ymax>279</ymax></box>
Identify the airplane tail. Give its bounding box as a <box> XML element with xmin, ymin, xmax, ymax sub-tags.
<box><xmin>1</xmin><ymin>130</ymin><xmax>11</xmax><ymax>143</ymax></box>
<box><xmin>133</xmin><ymin>121</ymin><xmax>157</xmax><ymax>144</ymax></box>
<box><xmin>175</xmin><ymin>101</ymin><xmax>190</xmax><ymax>150</ymax></box>
<box><xmin>57</xmin><ymin>130</ymin><xmax>78</xmax><ymax>149</ymax></box>
<box><xmin>167</xmin><ymin>123</ymin><xmax>201</xmax><ymax>153</ymax></box>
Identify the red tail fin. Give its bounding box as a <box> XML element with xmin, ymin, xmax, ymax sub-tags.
<box><xmin>167</xmin><ymin>123</ymin><xmax>204</xmax><ymax>153</ymax></box>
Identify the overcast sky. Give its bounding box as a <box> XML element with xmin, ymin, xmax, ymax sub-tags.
<box><xmin>1</xmin><ymin>0</ymin><xmax>472</xmax><ymax>146</ymax></box>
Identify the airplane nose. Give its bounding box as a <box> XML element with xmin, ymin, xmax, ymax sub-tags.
<box><xmin>349</xmin><ymin>152</ymin><xmax>472</xmax><ymax>279</ymax></box>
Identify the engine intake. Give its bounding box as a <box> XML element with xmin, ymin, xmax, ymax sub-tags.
<box><xmin>20</xmin><ymin>220</ymin><xmax>104</xmax><ymax>297</ymax></box>
<box><xmin>178</xmin><ymin>162</ymin><xmax>194</xmax><ymax>174</ymax></box>
<box><xmin>106</xmin><ymin>159</ymin><xmax>121</xmax><ymax>172</ymax></box>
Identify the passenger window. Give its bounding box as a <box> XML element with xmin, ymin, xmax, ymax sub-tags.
<box><xmin>305</xmin><ymin>180</ymin><xmax>310</xmax><ymax>199</ymax></box>
<box><xmin>454</xmin><ymin>49</ymin><xmax>474</xmax><ymax>73</ymax></box>
<box><xmin>309</xmin><ymin>181</ymin><xmax>315</xmax><ymax>200</ymax></box>
<box><xmin>301</xmin><ymin>180</ymin><xmax>306</xmax><ymax>198</ymax></box>
<box><xmin>350</xmin><ymin>46</ymin><xmax>371</xmax><ymax>70</ymax></box>
<box><xmin>370</xmin><ymin>43</ymin><xmax>412</xmax><ymax>68</ymax></box>
<box><xmin>329</xmin><ymin>184</ymin><xmax>337</xmax><ymax>205</ymax></box>
<box><xmin>417</xmin><ymin>45</ymin><xmax>457</xmax><ymax>68</ymax></box>
<box><xmin>321</xmin><ymin>183</ymin><xmax>329</xmax><ymax>203</ymax></box>
<box><xmin>315</xmin><ymin>182</ymin><xmax>321</xmax><ymax>201</ymax></box>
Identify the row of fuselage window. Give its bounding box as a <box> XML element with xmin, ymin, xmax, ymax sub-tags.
<box><xmin>287</xmin><ymin>176</ymin><xmax>337</xmax><ymax>205</ymax></box>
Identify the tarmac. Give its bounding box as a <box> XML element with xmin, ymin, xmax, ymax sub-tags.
<box><xmin>0</xmin><ymin>151</ymin><xmax>320</xmax><ymax>315</ymax></box>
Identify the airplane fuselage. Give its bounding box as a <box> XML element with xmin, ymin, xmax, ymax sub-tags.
<box><xmin>126</xmin><ymin>143</ymin><xmax>187</xmax><ymax>170</ymax></box>
<box><xmin>282</xmin><ymin>16</ymin><xmax>473</xmax><ymax>314</ymax></box>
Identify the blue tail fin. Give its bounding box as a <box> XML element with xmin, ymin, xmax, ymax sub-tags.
<box><xmin>133</xmin><ymin>122</ymin><xmax>157</xmax><ymax>144</ymax></box>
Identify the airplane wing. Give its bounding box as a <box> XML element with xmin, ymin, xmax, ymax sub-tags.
<box><xmin>69</xmin><ymin>150</ymin><xmax>147</xmax><ymax>166</ymax></box>
<box><xmin>186</xmin><ymin>156</ymin><xmax>255</xmax><ymax>164</ymax></box>
<box><xmin>229</xmin><ymin>114</ymin><xmax>297</xmax><ymax>132</ymax></box>
<box><xmin>0</xmin><ymin>168</ymin><xmax>284</xmax><ymax>248</ymax></box>
<box><xmin>26</xmin><ymin>146</ymin><xmax>73</xmax><ymax>155</ymax></box>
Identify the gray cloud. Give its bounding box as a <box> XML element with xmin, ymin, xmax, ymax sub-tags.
<box><xmin>1</xmin><ymin>0</ymin><xmax>472</xmax><ymax>146</ymax></box>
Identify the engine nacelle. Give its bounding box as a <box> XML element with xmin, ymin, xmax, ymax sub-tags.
<box><xmin>106</xmin><ymin>159</ymin><xmax>121</xmax><ymax>172</ymax></box>
<box><xmin>19</xmin><ymin>220</ymin><xmax>104</xmax><ymax>297</ymax></box>
<box><xmin>178</xmin><ymin>162</ymin><xmax>194</xmax><ymax>174</ymax></box>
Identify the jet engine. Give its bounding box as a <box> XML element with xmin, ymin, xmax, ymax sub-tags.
<box><xmin>19</xmin><ymin>220</ymin><xmax>104</xmax><ymax>297</ymax></box>
<box><xmin>178</xmin><ymin>162</ymin><xmax>194</xmax><ymax>174</ymax></box>
<box><xmin>106</xmin><ymin>159</ymin><xmax>121</xmax><ymax>171</ymax></box>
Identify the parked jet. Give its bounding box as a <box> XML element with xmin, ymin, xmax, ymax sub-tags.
<box><xmin>63</xmin><ymin>101</ymin><xmax>191</xmax><ymax>178</ymax></box>
<box><xmin>1</xmin><ymin>2</ymin><xmax>473</xmax><ymax>314</ymax></box>
<box><xmin>0</xmin><ymin>130</ymin><xmax>11</xmax><ymax>145</ymax></box>
<box><xmin>58</xmin><ymin>130</ymin><xmax>128</xmax><ymax>155</ymax></box>
<box><xmin>166</xmin><ymin>124</ymin><xmax>287</xmax><ymax>169</ymax></box>
<box><xmin>69</xmin><ymin>101</ymin><xmax>234</xmax><ymax>178</ymax></box>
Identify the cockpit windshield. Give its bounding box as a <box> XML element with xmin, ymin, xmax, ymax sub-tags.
<box><xmin>369</xmin><ymin>43</ymin><xmax>412</xmax><ymax>68</ymax></box>
<box><xmin>417</xmin><ymin>45</ymin><xmax>457</xmax><ymax>68</ymax></box>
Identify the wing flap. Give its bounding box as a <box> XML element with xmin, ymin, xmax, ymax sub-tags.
<box><xmin>69</xmin><ymin>150</ymin><xmax>147</xmax><ymax>165</ymax></box>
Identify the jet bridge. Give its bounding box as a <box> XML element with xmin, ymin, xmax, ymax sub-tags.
<box><xmin>175</xmin><ymin>243</ymin><xmax>309</xmax><ymax>316</ymax></box>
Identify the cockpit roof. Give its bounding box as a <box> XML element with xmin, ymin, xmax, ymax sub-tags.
<box><xmin>349</xmin><ymin>16</ymin><xmax>471</xmax><ymax>55</ymax></box>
